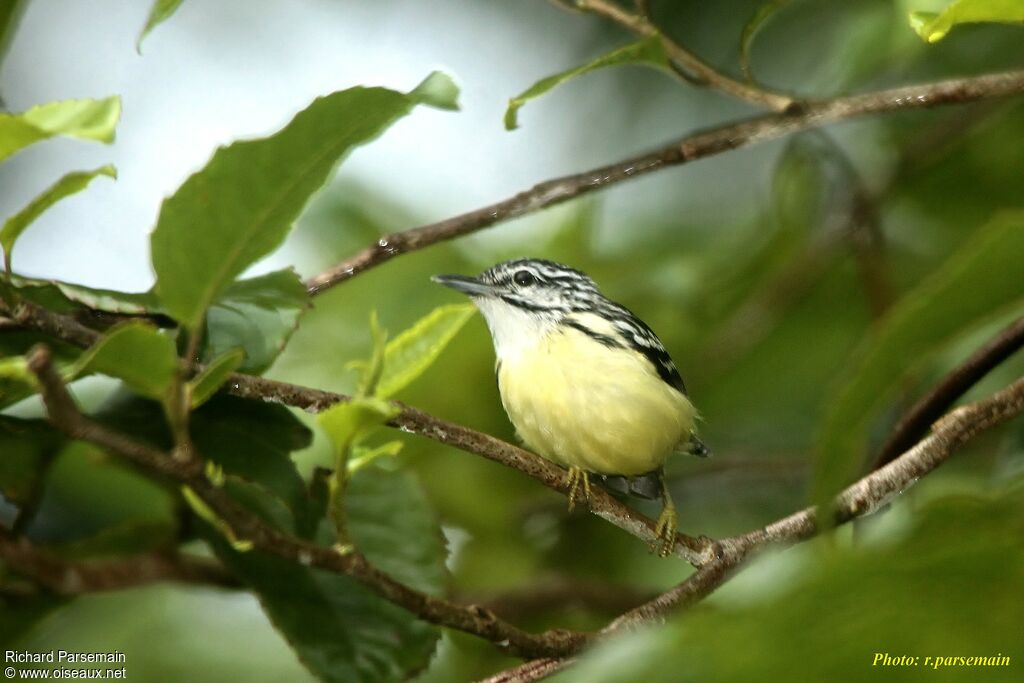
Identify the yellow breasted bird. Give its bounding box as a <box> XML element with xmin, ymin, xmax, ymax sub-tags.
<box><xmin>433</xmin><ymin>258</ymin><xmax>707</xmax><ymax>556</ymax></box>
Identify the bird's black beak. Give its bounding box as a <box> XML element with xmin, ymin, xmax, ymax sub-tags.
<box><xmin>431</xmin><ymin>274</ymin><xmax>494</xmax><ymax>297</ymax></box>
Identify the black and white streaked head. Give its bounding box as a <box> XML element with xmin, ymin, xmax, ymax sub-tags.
<box><xmin>432</xmin><ymin>258</ymin><xmax>689</xmax><ymax>395</ymax></box>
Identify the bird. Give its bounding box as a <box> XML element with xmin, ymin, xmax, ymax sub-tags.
<box><xmin>432</xmin><ymin>258</ymin><xmax>706</xmax><ymax>556</ymax></box>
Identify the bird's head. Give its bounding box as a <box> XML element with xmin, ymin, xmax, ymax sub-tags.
<box><xmin>432</xmin><ymin>258</ymin><xmax>603</xmax><ymax>354</ymax></box>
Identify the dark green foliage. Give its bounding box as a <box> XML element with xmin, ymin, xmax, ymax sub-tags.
<box><xmin>203</xmin><ymin>269</ymin><xmax>309</xmax><ymax>374</ymax></box>
<box><xmin>0</xmin><ymin>416</ymin><xmax>62</xmax><ymax>507</ymax></box>
<box><xmin>205</xmin><ymin>467</ymin><xmax>447</xmax><ymax>683</ymax></box>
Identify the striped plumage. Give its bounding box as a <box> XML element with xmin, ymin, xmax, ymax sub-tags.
<box><xmin>433</xmin><ymin>258</ymin><xmax>705</xmax><ymax>556</ymax></box>
<box><xmin>479</xmin><ymin>259</ymin><xmax>689</xmax><ymax>393</ymax></box>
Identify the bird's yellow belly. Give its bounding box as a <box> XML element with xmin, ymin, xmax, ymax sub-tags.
<box><xmin>497</xmin><ymin>328</ymin><xmax>695</xmax><ymax>475</ymax></box>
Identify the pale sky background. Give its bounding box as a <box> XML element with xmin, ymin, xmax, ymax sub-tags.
<box><xmin>0</xmin><ymin>0</ymin><xmax>781</xmax><ymax>293</ymax></box>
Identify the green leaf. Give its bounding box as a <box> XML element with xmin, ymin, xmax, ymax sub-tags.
<box><xmin>813</xmin><ymin>212</ymin><xmax>1024</xmax><ymax>510</ymax></box>
<box><xmin>0</xmin><ymin>594</ymin><xmax>67</xmax><ymax>647</ymax></box>
<box><xmin>739</xmin><ymin>0</ymin><xmax>791</xmax><ymax>81</ymax></box>
<box><xmin>182</xmin><ymin>484</ymin><xmax>253</xmax><ymax>552</ymax></box>
<box><xmin>204</xmin><ymin>269</ymin><xmax>309</xmax><ymax>374</ymax></box>
<box><xmin>150</xmin><ymin>73</ymin><xmax>459</xmax><ymax>330</ymax></box>
<box><xmin>353</xmin><ymin>311</ymin><xmax>388</xmax><ymax>398</ymax></box>
<box><xmin>0</xmin><ymin>97</ymin><xmax>121</xmax><ymax>162</ymax></box>
<box><xmin>319</xmin><ymin>398</ymin><xmax>398</xmax><ymax>458</ymax></box>
<box><xmin>8</xmin><ymin>274</ymin><xmax>163</xmax><ymax>317</ymax></box>
<box><xmin>190</xmin><ymin>396</ymin><xmax>312</xmax><ymax>519</ymax></box>
<box><xmin>73</xmin><ymin>322</ymin><xmax>178</xmax><ymax>401</ymax></box>
<box><xmin>909</xmin><ymin>0</ymin><xmax>1024</xmax><ymax>42</ymax></box>
<box><xmin>203</xmin><ymin>466</ymin><xmax>446</xmax><ymax>683</ymax></box>
<box><xmin>555</xmin><ymin>483</ymin><xmax>1024</xmax><ymax>683</ymax></box>
<box><xmin>0</xmin><ymin>0</ymin><xmax>27</xmax><ymax>75</ymax></box>
<box><xmin>95</xmin><ymin>394</ymin><xmax>312</xmax><ymax>526</ymax></box>
<box><xmin>346</xmin><ymin>467</ymin><xmax>448</xmax><ymax>595</ymax></box>
<box><xmin>0</xmin><ymin>356</ymin><xmax>38</xmax><ymax>410</ymax></box>
<box><xmin>297</xmin><ymin>466</ymin><xmax>332</xmax><ymax>541</ymax></box>
<box><xmin>0</xmin><ymin>331</ymin><xmax>81</xmax><ymax>372</ymax></box>
<box><xmin>319</xmin><ymin>398</ymin><xmax>399</xmax><ymax>536</ymax></box>
<box><xmin>138</xmin><ymin>0</ymin><xmax>185</xmax><ymax>51</ymax></box>
<box><xmin>1</xmin><ymin>165</ymin><xmax>117</xmax><ymax>272</ymax></box>
<box><xmin>771</xmin><ymin>135</ymin><xmax>829</xmax><ymax>239</ymax></box>
<box><xmin>409</xmin><ymin>70</ymin><xmax>461</xmax><ymax>111</ymax></box>
<box><xmin>0</xmin><ymin>416</ymin><xmax>62</xmax><ymax>507</ymax></box>
<box><xmin>50</xmin><ymin>520</ymin><xmax>177</xmax><ymax>559</ymax></box>
<box><xmin>188</xmin><ymin>348</ymin><xmax>244</xmax><ymax>408</ymax></box>
<box><xmin>505</xmin><ymin>37</ymin><xmax>670</xmax><ymax>131</ymax></box>
<box><xmin>376</xmin><ymin>303</ymin><xmax>476</xmax><ymax>398</ymax></box>
<box><xmin>349</xmin><ymin>440</ymin><xmax>404</xmax><ymax>474</ymax></box>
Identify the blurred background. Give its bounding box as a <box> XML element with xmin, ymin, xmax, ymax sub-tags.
<box><xmin>2</xmin><ymin>0</ymin><xmax>1023</xmax><ymax>681</ymax></box>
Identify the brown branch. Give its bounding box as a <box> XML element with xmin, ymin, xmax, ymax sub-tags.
<box><xmin>11</xmin><ymin>300</ymin><xmax>101</xmax><ymax>347</ymax></box>
<box><xmin>24</xmin><ymin>344</ymin><xmax>589</xmax><ymax>660</ymax></box>
<box><xmin>467</xmin><ymin>576</ymin><xmax>655</xmax><ymax>622</ymax></box>
<box><xmin>478</xmin><ymin>657</ymin><xmax>569</xmax><ymax>683</ymax></box>
<box><xmin>305</xmin><ymin>70</ymin><xmax>1024</xmax><ymax>295</ymax></box>
<box><xmin>871</xmin><ymin>316</ymin><xmax>1024</xmax><ymax>470</ymax></box>
<box><xmin>0</xmin><ymin>527</ymin><xmax>240</xmax><ymax>593</ymax></box>
<box><xmin>574</xmin><ymin>0</ymin><xmax>794</xmax><ymax>111</ymax></box>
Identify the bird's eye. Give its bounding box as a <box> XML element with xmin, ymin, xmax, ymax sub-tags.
<box><xmin>513</xmin><ymin>270</ymin><xmax>536</xmax><ymax>287</ymax></box>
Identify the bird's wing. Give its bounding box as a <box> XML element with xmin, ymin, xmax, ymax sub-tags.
<box><xmin>608</xmin><ymin>313</ymin><xmax>688</xmax><ymax>395</ymax></box>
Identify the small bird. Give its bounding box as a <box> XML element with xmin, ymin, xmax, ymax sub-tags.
<box><xmin>433</xmin><ymin>258</ymin><xmax>706</xmax><ymax>556</ymax></box>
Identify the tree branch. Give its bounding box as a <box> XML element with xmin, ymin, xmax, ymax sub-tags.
<box><xmin>871</xmin><ymin>316</ymin><xmax>1024</xmax><ymax>470</ymax></box>
<box><xmin>305</xmin><ymin>69</ymin><xmax>1024</xmax><ymax>295</ymax></box>
<box><xmin>0</xmin><ymin>527</ymin><xmax>240</xmax><ymax>593</ymax></box>
<box><xmin>23</xmin><ymin>344</ymin><xmax>590</xmax><ymax>660</ymax></box>
<box><xmin>573</xmin><ymin>0</ymin><xmax>795</xmax><ymax>111</ymax></box>
<box><xmin>466</xmin><ymin>576</ymin><xmax>654</xmax><ymax>622</ymax></box>
<box><xmin>478</xmin><ymin>657</ymin><xmax>569</xmax><ymax>683</ymax></box>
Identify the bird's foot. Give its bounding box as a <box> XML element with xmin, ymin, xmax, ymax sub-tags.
<box><xmin>653</xmin><ymin>501</ymin><xmax>678</xmax><ymax>558</ymax></box>
<box><xmin>565</xmin><ymin>466</ymin><xmax>591</xmax><ymax>512</ymax></box>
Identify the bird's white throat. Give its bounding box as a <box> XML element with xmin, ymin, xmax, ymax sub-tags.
<box><xmin>471</xmin><ymin>296</ymin><xmax>556</xmax><ymax>362</ymax></box>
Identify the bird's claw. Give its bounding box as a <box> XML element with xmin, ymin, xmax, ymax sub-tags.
<box><xmin>653</xmin><ymin>502</ymin><xmax>678</xmax><ymax>557</ymax></box>
<box><xmin>565</xmin><ymin>466</ymin><xmax>591</xmax><ymax>512</ymax></box>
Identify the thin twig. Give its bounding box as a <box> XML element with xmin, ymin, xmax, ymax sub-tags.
<box><xmin>477</xmin><ymin>657</ymin><xmax>569</xmax><ymax>683</ymax></box>
<box><xmin>574</xmin><ymin>0</ymin><xmax>794</xmax><ymax>110</ymax></box>
<box><xmin>469</xmin><ymin>576</ymin><xmax>655</xmax><ymax>621</ymax></box>
<box><xmin>871</xmin><ymin>317</ymin><xmax>1024</xmax><ymax>470</ymax></box>
<box><xmin>305</xmin><ymin>70</ymin><xmax>1024</xmax><ymax>296</ymax></box>
<box><xmin>0</xmin><ymin>527</ymin><xmax>240</xmax><ymax>593</ymax></box>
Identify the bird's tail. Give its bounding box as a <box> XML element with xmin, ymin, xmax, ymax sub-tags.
<box><xmin>597</xmin><ymin>470</ymin><xmax>662</xmax><ymax>500</ymax></box>
<box><xmin>677</xmin><ymin>432</ymin><xmax>711</xmax><ymax>458</ymax></box>
<box><xmin>596</xmin><ymin>435</ymin><xmax>711</xmax><ymax>501</ymax></box>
